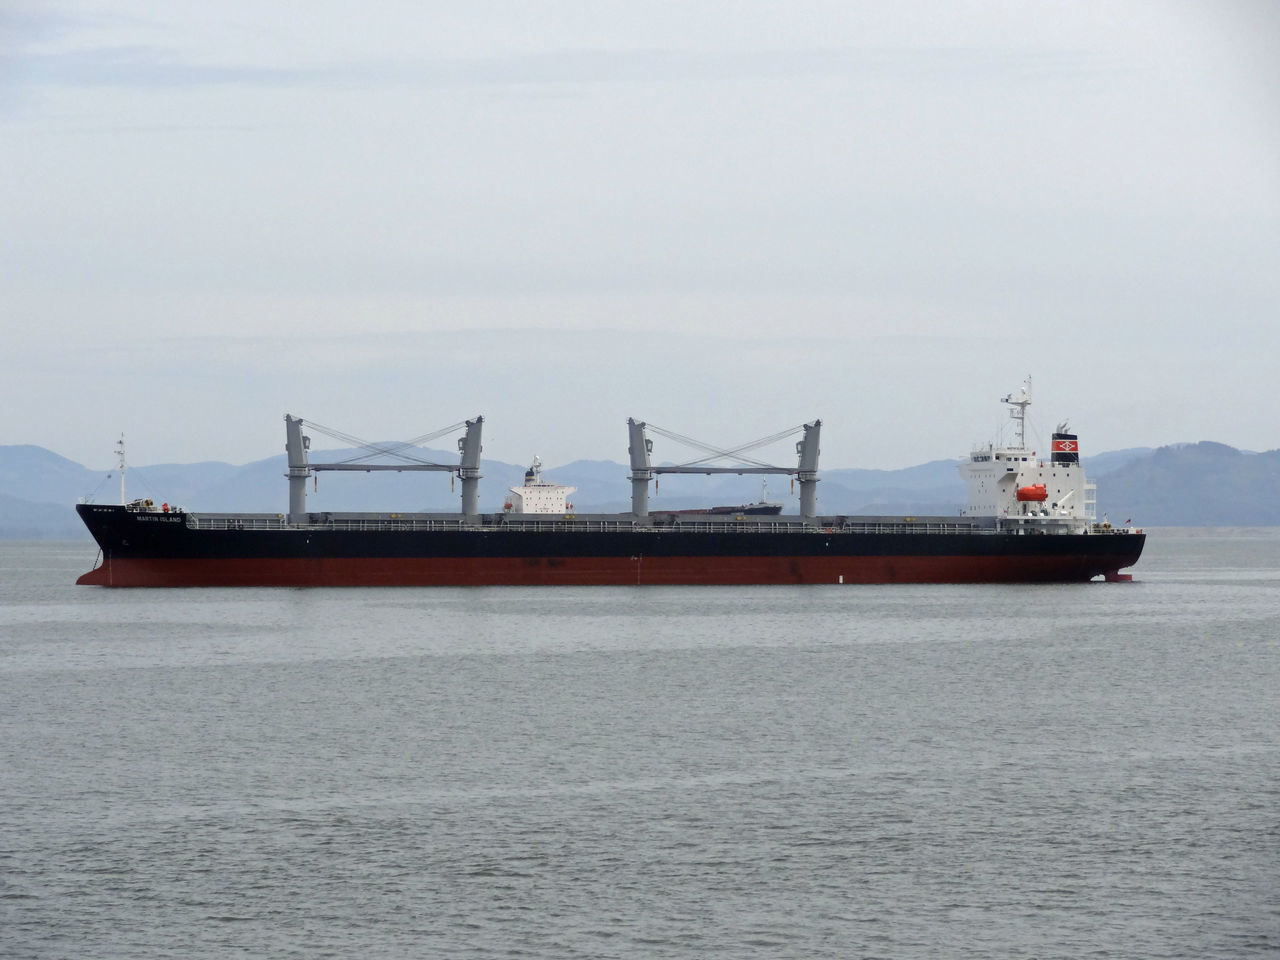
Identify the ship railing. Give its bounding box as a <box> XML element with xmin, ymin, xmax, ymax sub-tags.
<box><xmin>186</xmin><ymin>515</ymin><xmax>292</xmax><ymax>531</ymax></box>
<box><xmin>186</xmin><ymin>515</ymin><xmax>474</xmax><ymax>533</ymax></box>
<box><xmin>313</xmin><ymin>519</ymin><xmax>470</xmax><ymax>532</ymax></box>
<box><xmin>184</xmin><ymin>515</ymin><xmax>994</xmax><ymax>536</ymax></box>
<box><xmin>816</xmin><ymin>520</ymin><xmax>988</xmax><ymax>536</ymax></box>
<box><xmin>649</xmin><ymin>520</ymin><xmax>812</xmax><ymax>534</ymax></box>
<box><xmin>494</xmin><ymin>519</ymin><xmax>640</xmax><ymax>533</ymax></box>
<box><xmin>497</xmin><ymin>519</ymin><xmax>991</xmax><ymax>535</ymax></box>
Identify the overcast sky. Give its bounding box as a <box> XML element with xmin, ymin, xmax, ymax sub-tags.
<box><xmin>3</xmin><ymin>1</ymin><xmax>1278</xmax><ymax>474</ymax></box>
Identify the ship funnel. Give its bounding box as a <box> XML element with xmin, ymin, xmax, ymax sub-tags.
<box><xmin>1051</xmin><ymin>431</ymin><xmax>1080</xmax><ymax>465</ymax></box>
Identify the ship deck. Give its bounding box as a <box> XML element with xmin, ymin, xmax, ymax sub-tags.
<box><xmin>182</xmin><ymin>511</ymin><xmax>1003</xmax><ymax>537</ymax></box>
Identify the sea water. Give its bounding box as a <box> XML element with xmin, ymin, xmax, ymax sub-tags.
<box><xmin>1</xmin><ymin>532</ymin><xmax>1277</xmax><ymax>959</ymax></box>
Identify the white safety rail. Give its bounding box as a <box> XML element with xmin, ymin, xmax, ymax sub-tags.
<box><xmin>185</xmin><ymin>514</ymin><xmax>1007</xmax><ymax>537</ymax></box>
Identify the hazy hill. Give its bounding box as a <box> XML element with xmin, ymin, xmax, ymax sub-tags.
<box><xmin>1096</xmin><ymin>442</ymin><xmax>1280</xmax><ymax>526</ymax></box>
<box><xmin>0</xmin><ymin>440</ymin><xmax>1273</xmax><ymax>538</ymax></box>
<box><xmin>1084</xmin><ymin>447</ymin><xmax>1155</xmax><ymax>476</ymax></box>
<box><xmin>0</xmin><ymin>445</ymin><xmax>106</xmax><ymax>505</ymax></box>
<box><xmin>0</xmin><ymin>492</ymin><xmax>85</xmax><ymax>540</ymax></box>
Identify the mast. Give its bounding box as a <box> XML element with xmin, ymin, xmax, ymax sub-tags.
<box><xmin>796</xmin><ymin>420</ymin><xmax>821</xmax><ymax>519</ymax></box>
<box><xmin>457</xmin><ymin>416</ymin><xmax>484</xmax><ymax>518</ymax></box>
<box><xmin>284</xmin><ymin>414</ymin><xmax>310</xmax><ymax>522</ymax></box>
<box><xmin>627</xmin><ymin>418</ymin><xmax>653</xmax><ymax>517</ymax></box>
<box><xmin>628</xmin><ymin>418</ymin><xmax>819</xmax><ymax>519</ymax></box>
<box><xmin>285</xmin><ymin>414</ymin><xmax>483</xmax><ymax>520</ymax></box>
<box><xmin>1001</xmin><ymin>377</ymin><xmax>1032</xmax><ymax>449</ymax></box>
<box><xmin>115</xmin><ymin>434</ymin><xmax>127</xmax><ymax>505</ymax></box>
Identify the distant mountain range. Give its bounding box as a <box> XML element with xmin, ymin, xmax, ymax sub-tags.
<box><xmin>1</xmin><ymin>440</ymin><xmax>1276</xmax><ymax>539</ymax></box>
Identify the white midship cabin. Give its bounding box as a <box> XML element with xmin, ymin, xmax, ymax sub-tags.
<box><xmin>504</xmin><ymin>457</ymin><xmax>578</xmax><ymax>515</ymax></box>
<box><xmin>958</xmin><ymin>380</ymin><xmax>1106</xmax><ymax>535</ymax></box>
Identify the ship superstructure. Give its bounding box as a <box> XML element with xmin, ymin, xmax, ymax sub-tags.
<box><xmin>505</xmin><ymin>457</ymin><xmax>577</xmax><ymax>515</ymax></box>
<box><xmin>958</xmin><ymin>378</ymin><xmax>1100</xmax><ymax>533</ymax></box>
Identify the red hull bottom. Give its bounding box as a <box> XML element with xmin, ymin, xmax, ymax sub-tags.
<box><xmin>77</xmin><ymin>554</ymin><xmax>1130</xmax><ymax>587</ymax></box>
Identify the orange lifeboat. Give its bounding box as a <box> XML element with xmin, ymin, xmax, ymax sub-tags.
<box><xmin>1016</xmin><ymin>483</ymin><xmax>1048</xmax><ymax>502</ymax></box>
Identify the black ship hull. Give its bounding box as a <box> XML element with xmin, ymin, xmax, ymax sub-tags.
<box><xmin>75</xmin><ymin>504</ymin><xmax>1146</xmax><ymax>587</ymax></box>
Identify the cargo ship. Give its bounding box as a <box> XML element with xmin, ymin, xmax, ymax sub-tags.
<box><xmin>75</xmin><ymin>382</ymin><xmax>1144</xmax><ymax>586</ymax></box>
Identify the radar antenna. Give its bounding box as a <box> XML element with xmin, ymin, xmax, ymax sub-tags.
<box><xmin>1001</xmin><ymin>377</ymin><xmax>1032</xmax><ymax>449</ymax></box>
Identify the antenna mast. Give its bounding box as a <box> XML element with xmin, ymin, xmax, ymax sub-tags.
<box><xmin>115</xmin><ymin>434</ymin><xmax>127</xmax><ymax>504</ymax></box>
<box><xmin>1001</xmin><ymin>377</ymin><xmax>1032</xmax><ymax>449</ymax></box>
